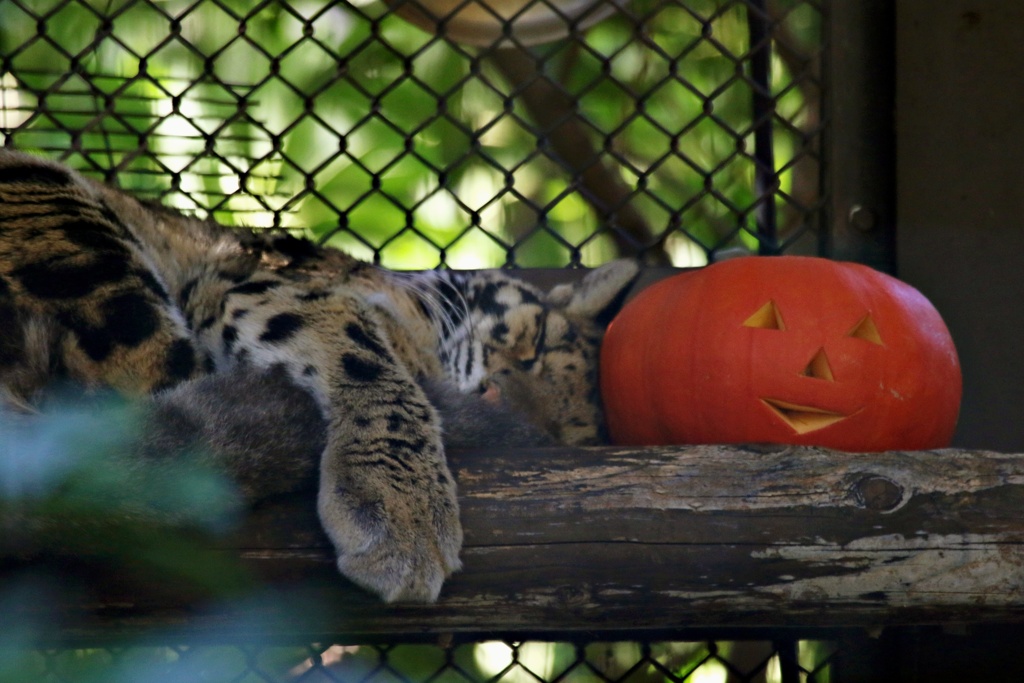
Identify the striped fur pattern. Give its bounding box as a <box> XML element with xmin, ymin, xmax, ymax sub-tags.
<box><xmin>0</xmin><ymin>149</ymin><xmax>639</xmax><ymax>602</ymax></box>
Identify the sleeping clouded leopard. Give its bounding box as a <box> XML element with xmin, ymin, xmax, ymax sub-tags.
<box><xmin>0</xmin><ymin>149</ymin><xmax>639</xmax><ymax>602</ymax></box>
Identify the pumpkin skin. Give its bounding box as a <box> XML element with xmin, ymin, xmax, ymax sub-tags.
<box><xmin>600</xmin><ymin>256</ymin><xmax>961</xmax><ymax>451</ymax></box>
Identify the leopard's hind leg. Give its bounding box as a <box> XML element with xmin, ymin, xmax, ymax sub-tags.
<box><xmin>0</xmin><ymin>168</ymin><xmax>204</xmax><ymax>406</ymax></box>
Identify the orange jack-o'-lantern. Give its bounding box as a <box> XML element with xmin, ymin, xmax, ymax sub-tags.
<box><xmin>600</xmin><ymin>256</ymin><xmax>961</xmax><ymax>451</ymax></box>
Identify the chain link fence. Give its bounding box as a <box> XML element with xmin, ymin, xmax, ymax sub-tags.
<box><xmin>2</xmin><ymin>1</ymin><xmax>833</xmax><ymax>680</ymax></box>
<box><xmin>14</xmin><ymin>639</ymin><xmax>836</xmax><ymax>682</ymax></box>
<box><xmin>0</xmin><ymin>0</ymin><xmax>824</xmax><ymax>268</ymax></box>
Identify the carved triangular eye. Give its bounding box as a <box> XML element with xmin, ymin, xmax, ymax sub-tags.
<box><xmin>742</xmin><ymin>300</ymin><xmax>785</xmax><ymax>330</ymax></box>
<box><xmin>801</xmin><ymin>348</ymin><xmax>835</xmax><ymax>381</ymax></box>
<box><xmin>848</xmin><ymin>314</ymin><xmax>884</xmax><ymax>345</ymax></box>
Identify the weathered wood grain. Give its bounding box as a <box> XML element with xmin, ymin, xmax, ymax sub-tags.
<box><xmin>9</xmin><ymin>444</ymin><xmax>1024</xmax><ymax>639</ymax></box>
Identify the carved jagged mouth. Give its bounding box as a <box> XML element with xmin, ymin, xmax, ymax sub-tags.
<box><xmin>761</xmin><ymin>399</ymin><xmax>849</xmax><ymax>435</ymax></box>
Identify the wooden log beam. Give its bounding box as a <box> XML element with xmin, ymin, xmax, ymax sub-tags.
<box><xmin>8</xmin><ymin>444</ymin><xmax>1024</xmax><ymax>640</ymax></box>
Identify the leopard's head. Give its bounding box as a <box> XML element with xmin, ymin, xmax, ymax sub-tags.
<box><xmin>441</xmin><ymin>260</ymin><xmax>639</xmax><ymax>445</ymax></box>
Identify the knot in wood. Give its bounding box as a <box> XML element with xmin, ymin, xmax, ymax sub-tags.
<box><xmin>554</xmin><ymin>584</ymin><xmax>592</xmax><ymax>610</ymax></box>
<box><xmin>851</xmin><ymin>475</ymin><xmax>904</xmax><ymax>511</ymax></box>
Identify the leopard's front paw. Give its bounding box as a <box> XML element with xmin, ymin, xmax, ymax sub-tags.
<box><xmin>317</xmin><ymin>475</ymin><xmax>462</xmax><ymax>603</ymax></box>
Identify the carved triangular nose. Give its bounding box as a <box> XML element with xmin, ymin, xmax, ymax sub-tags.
<box><xmin>801</xmin><ymin>348</ymin><xmax>834</xmax><ymax>382</ymax></box>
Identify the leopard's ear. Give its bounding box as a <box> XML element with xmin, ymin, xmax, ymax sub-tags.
<box><xmin>548</xmin><ymin>259</ymin><xmax>641</xmax><ymax>328</ymax></box>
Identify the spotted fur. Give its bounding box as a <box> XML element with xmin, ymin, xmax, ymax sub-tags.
<box><xmin>0</xmin><ymin>149</ymin><xmax>639</xmax><ymax>602</ymax></box>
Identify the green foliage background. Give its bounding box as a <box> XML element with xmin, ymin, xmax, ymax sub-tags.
<box><xmin>0</xmin><ymin>0</ymin><xmax>822</xmax><ymax>268</ymax></box>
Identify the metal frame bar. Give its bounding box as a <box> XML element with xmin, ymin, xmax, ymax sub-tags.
<box><xmin>821</xmin><ymin>0</ymin><xmax>897</xmax><ymax>272</ymax></box>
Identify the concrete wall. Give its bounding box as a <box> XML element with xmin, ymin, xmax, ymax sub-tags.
<box><xmin>896</xmin><ymin>1</ymin><xmax>1024</xmax><ymax>449</ymax></box>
